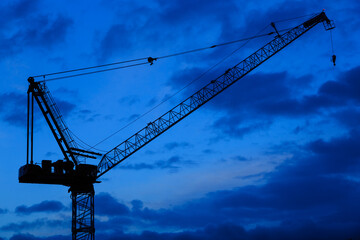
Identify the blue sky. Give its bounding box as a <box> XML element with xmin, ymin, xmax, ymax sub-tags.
<box><xmin>0</xmin><ymin>0</ymin><xmax>360</xmax><ymax>239</ymax></box>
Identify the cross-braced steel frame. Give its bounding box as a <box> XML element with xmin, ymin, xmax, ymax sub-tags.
<box><xmin>71</xmin><ymin>185</ymin><xmax>95</xmax><ymax>240</ymax></box>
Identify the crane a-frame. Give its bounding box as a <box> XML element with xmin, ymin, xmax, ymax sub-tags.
<box><xmin>19</xmin><ymin>12</ymin><xmax>335</xmax><ymax>240</ymax></box>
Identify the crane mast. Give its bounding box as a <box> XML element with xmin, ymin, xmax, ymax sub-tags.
<box><xmin>18</xmin><ymin>12</ymin><xmax>334</xmax><ymax>240</ymax></box>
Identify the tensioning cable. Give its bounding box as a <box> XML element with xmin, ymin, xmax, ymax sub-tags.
<box><xmin>86</xmin><ymin>24</ymin><xmax>272</xmax><ymax>150</ymax></box>
<box><xmin>34</xmin><ymin>31</ymin><xmax>277</xmax><ymax>82</ymax></box>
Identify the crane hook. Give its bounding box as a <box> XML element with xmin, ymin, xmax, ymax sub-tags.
<box><xmin>329</xmin><ymin>29</ymin><xmax>336</xmax><ymax>67</ymax></box>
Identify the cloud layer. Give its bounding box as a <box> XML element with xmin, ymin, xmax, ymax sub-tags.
<box><xmin>0</xmin><ymin>0</ymin><xmax>72</xmax><ymax>59</ymax></box>
<box><xmin>15</xmin><ymin>200</ymin><xmax>66</xmax><ymax>215</ymax></box>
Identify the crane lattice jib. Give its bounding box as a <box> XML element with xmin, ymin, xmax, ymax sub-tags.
<box><xmin>28</xmin><ymin>79</ymin><xmax>80</xmax><ymax>165</ymax></box>
<box><xmin>97</xmin><ymin>12</ymin><xmax>333</xmax><ymax>178</ymax></box>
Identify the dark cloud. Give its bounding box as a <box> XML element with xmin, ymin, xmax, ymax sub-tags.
<box><xmin>131</xmin><ymin>199</ymin><xmax>143</xmax><ymax>210</ymax></box>
<box><xmin>201</xmin><ymin>1</ymin><xmax>323</xmax><ymax>65</ymax></box>
<box><xmin>121</xmin><ymin>156</ymin><xmax>194</xmax><ymax>171</ymax></box>
<box><xmin>222</xmin><ymin>175</ymin><xmax>358</xmax><ymax>212</ymax></box>
<box><xmin>231</xmin><ymin>2</ymin><xmax>319</xmax><ymax>36</ymax></box>
<box><xmin>266</xmin><ymin>140</ymin><xmax>302</xmax><ymax>156</ymax></box>
<box><xmin>15</xmin><ymin>200</ymin><xmax>66</xmax><ymax>215</ymax></box>
<box><xmin>129</xmin><ymin>180</ymin><xmax>345</xmax><ymax>229</ymax></box>
<box><xmin>7</xmin><ymin>221</ymin><xmax>360</xmax><ymax>240</ymax></box>
<box><xmin>53</xmin><ymin>87</ymin><xmax>78</xmax><ymax>97</ymax></box>
<box><xmin>96</xmin><ymin>217</ymin><xmax>132</xmax><ymax>232</ymax></box>
<box><xmin>0</xmin><ymin>90</ymin><xmax>76</xmax><ymax>127</ymax></box>
<box><xmin>169</xmin><ymin>69</ymin><xmax>316</xmax><ymax>116</ymax></box>
<box><xmin>319</xmin><ymin>66</ymin><xmax>360</xmax><ymax>103</ymax></box>
<box><xmin>0</xmin><ymin>0</ymin><xmax>73</xmax><ymax>59</ymax></box>
<box><xmin>9</xmin><ymin>233</ymin><xmax>68</xmax><ymax>240</ymax></box>
<box><xmin>97</xmin><ymin>0</ymin><xmax>327</xmax><ymax>66</ymax></box>
<box><xmin>12</xmin><ymin>132</ymin><xmax>359</xmax><ymax>240</ymax></box>
<box><xmin>0</xmin><ymin>0</ymin><xmax>39</xmax><ymax>28</ymax></box>
<box><xmin>127</xmin><ymin>113</ymin><xmax>141</xmax><ymax>122</ymax></box>
<box><xmin>213</xmin><ymin>116</ymin><xmax>272</xmax><ymax>138</ymax></box>
<box><xmin>167</xmin><ymin>67</ymin><xmax>214</xmax><ymax>95</ymax></box>
<box><xmin>97</xmin><ymin>0</ymin><xmax>239</xmax><ymax>61</ymax></box>
<box><xmin>10</xmin><ymin>235</ymin><xmax>37</xmax><ymax>240</ymax></box>
<box><xmin>95</xmin><ymin>225</ymin><xmax>245</xmax><ymax>240</ymax></box>
<box><xmin>55</xmin><ymin>98</ymin><xmax>76</xmax><ymax>117</ymax></box>
<box><xmin>156</xmin><ymin>0</ymin><xmax>238</xmax><ymax>27</ymax></box>
<box><xmin>248</xmin><ymin>66</ymin><xmax>360</xmax><ymax>117</ymax></box>
<box><xmin>86</xmin><ymin>129</ymin><xmax>360</xmax><ymax>240</ymax></box>
<box><xmin>98</xmin><ymin>24</ymin><xmax>134</xmax><ymax>61</ymax></box>
<box><xmin>167</xmin><ymin>65</ymin><xmax>360</xmax><ymax>138</ymax></box>
<box><xmin>1</xmin><ymin>219</ymin><xmax>66</xmax><ymax>232</ymax></box>
<box><xmin>121</xmin><ymin>162</ymin><xmax>154</xmax><ymax>170</ymax></box>
<box><xmin>95</xmin><ymin>192</ymin><xmax>130</xmax><ymax>216</ymax></box>
<box><xmin>13</xmin><ymin>15</ymin><xmax>73</xmax><ymax>50</ymax></box>
<box><xmin>76</xmin><ymin>109</ymin><xmax>101</xmax><ymax>122</ymax></box>
<box><xmin>0</xmin><ymin>92</ymin><xmax>27</xmax><ymax>126</ymax></box>
<box><xmin>332</xmin><ymin>107</ymin><xmax>360</xmax><ymax>129</ymax></box>
<box><xmin>305</xmin><ymin>129</ymin><xmax>360</xmax><ymax>174</ymax></box>
<box><xmin>208</xmin><ymin>71</ymin><xmax>320</xmax><ymax>117</ymax></box>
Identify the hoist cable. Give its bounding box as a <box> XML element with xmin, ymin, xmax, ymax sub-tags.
<box><xmin>330</xmin><ymin>30</ymin><xmax>334</xmax><ymax>54</ymax></box>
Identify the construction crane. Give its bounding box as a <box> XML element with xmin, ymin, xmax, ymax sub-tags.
<box><xmin>18</xmin><ymin>12</ymin><xmax>335</xmax><ymax>240</ymax></box>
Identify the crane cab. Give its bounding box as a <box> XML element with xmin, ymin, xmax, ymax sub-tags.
<box><xmin>19</xmin><ymin>160</ymin><xmax>98</xmax><ymax>186</ymax></box>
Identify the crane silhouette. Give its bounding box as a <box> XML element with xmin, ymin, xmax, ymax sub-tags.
<box><xmin>19</xmin><ymin>12</ymin><xmax>335</xmax><ymax>240</ymax></box>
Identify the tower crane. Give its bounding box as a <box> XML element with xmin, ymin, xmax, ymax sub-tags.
<box><xmin>19</xmin><ymin>12</ymin><xmax>335</xmax><ymax>240</ymax></box>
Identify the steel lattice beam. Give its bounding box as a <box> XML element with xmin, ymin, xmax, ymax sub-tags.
<box><xmin>28</xmin><ymin>78</ymin><xmax>80</xmax><ymax>165</ymax></box>
<box><xmin>97</xmin><ymin>12</ymin><xmax>334</xmax><ymax>178</ymax></box>
<box><xmin>71</xmin><ymin>185</ymin><xmax>95</xmax><ymax>240</ymax></box>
